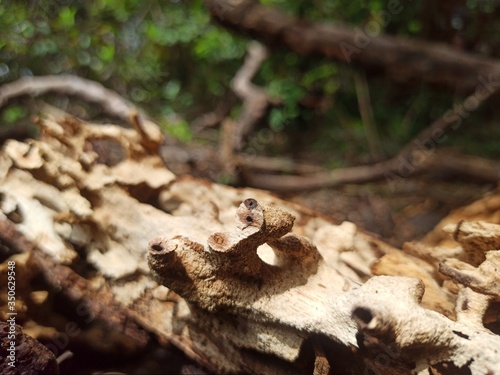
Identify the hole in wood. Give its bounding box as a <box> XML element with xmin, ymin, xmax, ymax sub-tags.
<box><xmin>151</xmin><ymin>244</ymin><xmax>164</xmax><ymax>252</ymax></box>
<box><xmin>257</xmin><ymin>244</ymin><xmax>276</xmax><ymax>265</ymax></box>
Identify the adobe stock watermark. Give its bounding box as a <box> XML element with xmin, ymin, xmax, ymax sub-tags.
<box><xmin>2</xmin><ymin>261</ymin><xmax>95</xmax><ymax>373</ymax></box>
<box><xmin>43</xmin><ymin>301</ymin><xmax>96</xmax><ymax>359</ymax></box>
<box><xmin>340</xmin><ymin>0</ymin><xmax>410</xmax><ymax>62</ymax></box>
<box><xmin>246</xmin><ymin>127</ymin><xmax>277</xmax><ymax>158</ymax></box>
<box><xmin>384</xmin><ymin>73</ymin><xmax>500</xmax><ymax>191</ymax></box>
<box><xmin>6</xmin><ymin>260</ymin><xmax>17</xmax><ymax>369</ymax></box>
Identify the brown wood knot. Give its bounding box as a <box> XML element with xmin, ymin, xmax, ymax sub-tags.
<box><xmin>208</xmin><ymin>233</ymin><xmax>232</xmax><ymax>253</ymax></box>
<box><xmin>212</xmin><ymin>234</ymin><xmax>226</xmax><ymax>245</ymax></box>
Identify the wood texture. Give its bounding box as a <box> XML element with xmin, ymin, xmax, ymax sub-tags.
<box><xmin>1</xmin><ymin>108</ymin><xmax>499</xmax><ymax>374</ymax></box>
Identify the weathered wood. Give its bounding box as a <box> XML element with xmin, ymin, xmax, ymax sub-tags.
<box><xmin>1</xmin><ymin>109</ymin><xmax>499</xmax><ymax>374</ymax></box>
<box><xmin>0</xmin><ymin>321</ymin><xmax>59</xmax><ymax>375</ymax></box>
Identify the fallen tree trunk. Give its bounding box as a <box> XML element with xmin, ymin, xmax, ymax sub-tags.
<box><xmin>1</xmin><ymin>108</ymin><xmax>499</xmax><ymax>374</ymax></box>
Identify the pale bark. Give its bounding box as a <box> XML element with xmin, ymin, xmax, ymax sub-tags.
<box><xmin>1</xmin><ymin>108</ymin><xmax>499</xmax><ymax>374</ymax></box>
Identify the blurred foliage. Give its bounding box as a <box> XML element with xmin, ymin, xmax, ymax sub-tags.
<box><xmin>0</xmin><ymin>0</ymin><xmax>247</xmax><ymax>139</ymax></box>
<box><xmin>1</xmin><ymin>0</ymin><xmax>500</xmax><ymax>162</ymax></box>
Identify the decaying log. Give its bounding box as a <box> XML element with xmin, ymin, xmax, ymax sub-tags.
<box><xmin>1</xmin><ymin>108</ymin><xmax>499</xmax><ymax>374</ymax></box>
<box><xmin>149</xmin><ymin>199</ymin><xmax>500</xmax><ymax>374</ymax></box>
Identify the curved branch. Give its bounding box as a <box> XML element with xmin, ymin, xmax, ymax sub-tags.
<box><xmin>0</xmin><ymin>75</ymin><xmax>148</xmax><ymax>123</ymax></box>
<box><xmin>231</xmin><ymin>41</ymin><xmax>270</xmax><ymax>150</ymax></box>
<box><xmin>243</xmin><ymin>151</ymin><xmax>500</xmax><ymax>191</ymax></box>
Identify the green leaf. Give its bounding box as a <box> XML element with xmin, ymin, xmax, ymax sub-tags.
<box><xmin>98</xmin><ymin>44</ymin><xmax>115</xmax><ymax>62</ymax></box>
<box><xmin>164</xmin><ymin>120</ymin><xmax>192</xmax><ymax>142</ymax></box>
<box><xmin>162</xmin><ymin>80</ymin><xmax>181</xmax><ymax>100</ymax></box>
<box><xmin>2</xmin><ymin>106</ymin><xmax>27</xmax><ymax>124</ymax></box>
<box><xmin>269</xmin><ymin>108</ymin><xmax>286</xmax><ymax>131</ymax></box>
<box><xmin>57</xmin><ymin>7</ymin><xmax>77</xmax><ymax>29</ymax></box>
<box><xmin>268</xmin><ymin>80</ymin><xmax>304</xmax><ymax>103</ymax></box>
<box><xmin>302</xmin><ymin>63</ymin><xmax>337</xmax><ymax>88</ymax></box>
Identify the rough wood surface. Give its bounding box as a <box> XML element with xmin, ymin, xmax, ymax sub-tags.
<box><xmin>0</xmin><ymin>321</ymin><xmax>59</xmax><ymax>375</ymax></box>
<box><xmin>1</xmin><ymin>109</ymin><xmax>499</xmax><ymax>374</ymax></box>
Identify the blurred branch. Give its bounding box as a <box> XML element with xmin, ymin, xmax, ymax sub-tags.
<box><xmin>226</xmin><ymin>37</ymin><xmax>499</xmax><ymax>192</ymax></box>
<box><xmin>0</xmin><ymin>75</ymin><xmax>149</xmax><ymax>125</ymax></box>
<box><xmin>354</xmin><ymin>71</ymin><xmax>384</xmax><ymax>161</ymax></box>
<box><xmin>398</xmin><ymin>87</ymin><xmax>498</xmax><ymax>162</ymax></box>
<box><xmin>243</xmin><ymin>151</ymin><xmax>500</xmax><ymax>191</ymax></box>
<box><xmin>217</xmin><ymin>41</ymin><xmax>270</xmax><ymax>177</ymax></box>
<box><xmin>220</xmin><ymin>118</ymin><xmax>238</xmax><ymax>174</ymax></box>
<box><xmin>230</xmin><ymin>40</ymin><xmax>270</xmax><ymax>150</ymax></box>
<box><xmin>205</xmin><ymin>0</ymin><xmax>500</xmax><ymax>95</ymax></box>
<box><xmin>236</xmin><ymin>153</ymin><xmax>323</xmax><ymax>174</ymax></box>
<box><xmin>243</xmin><ymin>159</ymin><xmax>398</xmax><ymax>191</ymax></box>
<box><xmin>241</xmin><ymin>84</ymin><xmax>498</xmax><ymax>191</ymax></box>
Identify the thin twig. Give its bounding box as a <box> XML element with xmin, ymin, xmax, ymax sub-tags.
<box><xmin>56</xmin><ymin>351</ymin><xmax>73</xmax><ymax>365</ymax></box>
<box><xmin>354</xmin><ymin>71</ymin><xmax>384</xmax><ymax>161</ymax></box>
